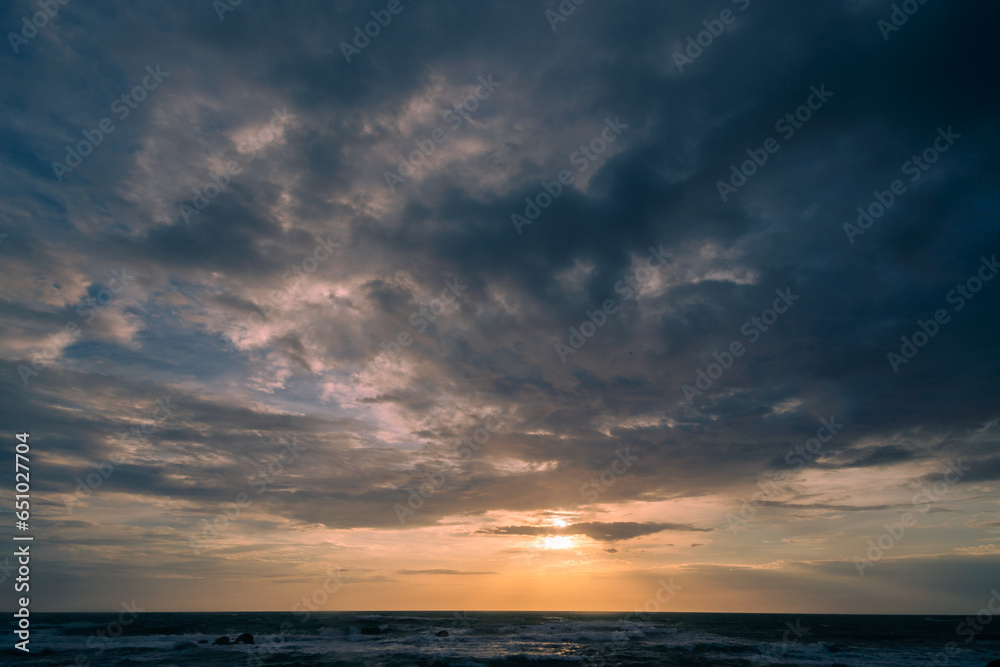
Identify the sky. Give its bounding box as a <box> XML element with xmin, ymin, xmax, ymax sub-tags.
<box><xmin>1</xmin><ymin>0</ymin><xmax>999</xmax><ymax>614</ymax></box>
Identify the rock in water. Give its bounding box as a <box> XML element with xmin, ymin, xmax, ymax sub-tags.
<box><xmin>213</xmin><ymin>636</ymin><xmax>231</xmax><ymax>645</ymax></box>
<box><xmin>436</xmin><ymin>630</ymin><xmax>449</xmax><ymax>637</ymax></box>
<box><xmin>235</xmin><ymin>633</ymin><xmax>255</xmax><ymax>645</ymax></box>
<box><xmin>985</xmin><ymin>660</ymin><xmax>1000</xmax><ymax>667</ymax></box>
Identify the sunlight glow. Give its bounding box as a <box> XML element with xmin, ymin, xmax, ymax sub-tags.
<box><xmin>541</xmin><ymin>535</ymin><xmax>577</xmax><ymax>550</ymax></box>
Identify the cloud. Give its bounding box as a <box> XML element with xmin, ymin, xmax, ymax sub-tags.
<box><xmin>952</xmin><ymin>545</ymin><xmax>1000</xmax><ymax>556</ymax></box>
<box><xmin>477</xmin><ymin>521</ymin><xmax>711</xmax><ymax>542</ymax></box>
<box><xmin>923</xmin><ymin>456</ymin><xmax>1000</xmax><ymax>483</ymax></box>
<box><xmin>833</xmin><ymin>445</ymin><xmax>920</xmax><ymax>468</ymax></box>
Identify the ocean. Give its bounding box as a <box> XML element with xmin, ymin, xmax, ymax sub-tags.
<box><xmin>6</xmin><ymin>611</ymin><xmax>1000</xmax><ymax>666</ymax></box>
